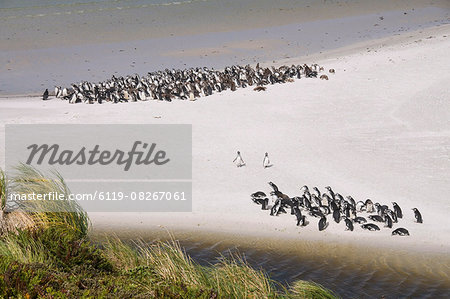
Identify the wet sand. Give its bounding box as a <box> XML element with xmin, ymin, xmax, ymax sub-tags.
<box><xmin>0</xmin><ymin>0</ymin><xmax>449</xmax><ymax>94</ymax></box>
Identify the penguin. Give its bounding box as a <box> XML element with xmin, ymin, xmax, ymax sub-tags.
<box><xmin>388</xmin><ymin>209</ymin><xmax>398</xmax><ymax>223</ymax></box>
<box><xmin>319</xmin><ymin>205</ymin><xmax>330</xmax><ymax>215</ymax></box>
<box><xmin>384</xmin><ymin>214</ymin><xmax>393</xmax><ymax>228</ymax></box>
<box><xmin>353</xmin><ymin>216</ymin><xmax>367</xmax><ymax>224</ymax></box>
<box><xmin>42</xmin><ymin>89</ymin><xmax>49</xmax><ymax>101</ymax></box>
<box><xmin>344</xmin><ymin>217</ymin><xmax>354</xmax><ymax>231</ymax></box>
<box><xmin>232</xmin><ymin>151</ymin><xmax>245</xmax><ymax>167</ymax></box>
<box><xmin>325</xmin><ymin>186</ymin><xmax>335</xmax><ymax>200</ymax></box>
<box><xmin>300</xmin><ymin>185</ymin><xmax>309</xmax><ymax>193</ymax></box>
<box><xmin>361</xmin><ymin>223</ymin><xmax>380</xmax><ymax>231</ymax></box>
<box><xmin>311</xmin><ymin>194</ymin><xmax>321</xmax><ymax>207</ymax></box>
<box><xmin>376</xmin><ymin>204</ymin><xmax>389</xmax><ymax>217</ymax></box>
<box><xmin>251</xmin><ymin>192</ymin><xmax>269</xmax><ymax>210</ymax></box>
<box><xmin>298</xmin><ymin>215</ymin><xmax>307</xmax><ymax>226</ymax></box>
<box><xmin>321</xmin><ymin>194</ymin><xmax>330</xmax><ymax>207</ymax></box>
<box><xmin>263</xmin><ymin>152</ymin><xmax>271</xmax><ymax>168</ymax></box>
<box><xmin>293</xmin><ymin>207</ymin><xmax>305</xmax><ymax>226</ymax></box>
<box><xmin>392</xmin><ymin>202</ymin><xmax>403</xmax><ymax>218</ymax></box>
<box><xmin>356</xmin><ymin>201</ymin><xmax>365</xmax><ymax>212</ymax></box>
<box><xmin>268</xmin><ymin>182</ymin><xmax>279</xmax><ymax>192</ymax></box>
<box><xmin>309</xmin><ymin>209</ymin><xmax>324</xmax><ymax>218</ymax></box>
<box><xmin>346</xmin><ymin>196</ymin><xmax>356</xmax><ymax>208</ymax></box>
<box><xmin>251</xmin><ymin>191</ymin><xmax>266</xmax><ymax>199</ymax></box>
<box><xmin>412</xmin><ymin>208</ymin><xmax>423</xmax><ymax>223</ymax></box>
<box><xmin>270</xmin><ymin>199</ymin><xmax>281</xmax><ymax>216</ymax></box>
<box><xmin>392</xmin><ymin>228</ymin><xmax>410</xmax><ymax>236</ymax></box>
<box><xmin>318</xmin><ymin>216</ymin><xmax>328</xmax><ymax>231</ymax></box>
<box><xmin>368</xmin><ymin>215</ymin><xmax>384</xmax><ymax>222</ymax></box>
<box><xmin>333</xmin><ymin>208</ymin><xmax>341</xmax><ymax>224</ymax></box>
<box><xmin>365</xmin><ymin>199</ymin><xmax>375</xmax><ymax>213</ymax></box>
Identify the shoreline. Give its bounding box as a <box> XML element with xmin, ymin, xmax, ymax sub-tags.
<box><xmin>1</xmin><ymin>24</ymin><xmax>450</xmax><ymax>261</ymax></box>
<box><xmin>1</xmin><ymin>23</ymin><xmax>448</xmax><ymax>98</ymax></box>
<box><xmin>1</xmin><ymin>1</ymin><xmax>449</xmax><ymax>95</ymax></box>
<box><xmin>91</xmin><ymin>226</ymin><xmax>450</xmax><ymax>278</ymax></box>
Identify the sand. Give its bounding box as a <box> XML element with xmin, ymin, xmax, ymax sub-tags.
<box><xmin>1</xmin><ymin>24</ymin><xmax>450</xmax><ymax>255</ymax></box>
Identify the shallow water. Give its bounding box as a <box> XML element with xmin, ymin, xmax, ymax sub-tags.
<box><xmin>161</xmin><ymin>238</ymin><xmax>450</xmax><ymax>298</ymax></box>
<box><xmin>0</xmin><ymin>0</ymin><xmax>449</xmax><ymax>95</ymax></box>
<box><xmin>91</xmin><ymin>227</ymin><xmax>450</xmax><ymax>298</ymax></box>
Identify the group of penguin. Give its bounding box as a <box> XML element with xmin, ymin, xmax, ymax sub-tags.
<box><xmin>43</xmin><ymin>63</ymin><xmax>327</xmax><ymax>103</ymax></box>
<box><xmin>251</xmin><ymin>182</ymin><xmax>423</xmax><ymax>236</ymax></box>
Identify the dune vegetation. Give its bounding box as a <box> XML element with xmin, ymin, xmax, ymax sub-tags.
<box><xmin>0</xmin><ymin>165</ymin><xmax>338</xmax><ymax>298</ymax></box>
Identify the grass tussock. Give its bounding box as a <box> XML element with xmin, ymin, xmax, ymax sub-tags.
<box><xmin>290</xmin><ymin>280</ymin><xmax>340</xmax><ymax>299</ymax></box>
<box><xmin>0</xmin><ymin>165</ymin><xmax>339</xmax><ymax>298</ymax></box>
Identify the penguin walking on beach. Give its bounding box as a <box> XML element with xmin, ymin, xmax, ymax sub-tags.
<box><xmin>42</xmin><ymin>89</ymin><xmax>49</xmax><ymax>101</ymax></box>
<box><xmin>263</xmin><ymin>152</ymin><xmax>271</xmax><ymax>168</ymax></box>
<box><xmin>232</xmin><ymin>151</ymin><xmax>245</xmax><ymax>167</ymax></box>
<box><xmin>412</xmin><ymin>208</ymin><xmax>423</xmax><ymax>223</ymax></box>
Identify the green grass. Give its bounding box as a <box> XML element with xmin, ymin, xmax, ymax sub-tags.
<box><xmin>0</xmin><ymin>165</ymin><xmax>339</xmax><ymax>298</ymax></box>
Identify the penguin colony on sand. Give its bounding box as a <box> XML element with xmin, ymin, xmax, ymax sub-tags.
<box><xmin>251</xmin><ymin>183</ymin><xmax>422</xmax><ymax>236</ymax></box>
<box><xmin>47</xmin><ymin>63</ymin><xmax>330</xmax><ymax>103</ymax></box>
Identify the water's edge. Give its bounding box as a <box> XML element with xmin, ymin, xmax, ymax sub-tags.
<box><xmin>91</xmin><ymin>228</ymin><xmax>450</xmax><ymax>298</ymax></box>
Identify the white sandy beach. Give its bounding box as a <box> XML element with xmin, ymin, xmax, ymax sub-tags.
<box><xmin>1</xmin><ymin>24</ymin><xmax>450</xmax><ymax>256</ymax></box>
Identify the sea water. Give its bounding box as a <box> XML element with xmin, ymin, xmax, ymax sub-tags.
<box><xmin>0</xmin><ymin>0</ymin><xmax>449</xmax><ymax>95</ymax></box>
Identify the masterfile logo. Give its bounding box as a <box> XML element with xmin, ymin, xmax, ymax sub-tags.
<box><xmin>26</xmin><ymin>141</ymin><xmax>170</xmax><ymax>171</ymax></box>
<box><xmin>5</xmin><ymin>124</ymin><xmax>192</xmax><ymax>212</ymax></box>
<box><xmin>6</xmin><ymin>124</ymin><xmax>191</xmax><ymax>180</ymax></box>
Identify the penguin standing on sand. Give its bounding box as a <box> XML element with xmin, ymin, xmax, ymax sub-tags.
<box><xmin>392</xmin><ymin>202</ymin><xmax>403</xmax><ymax>218</ymax></box>
<box><xmin>344</xmin><ymin>217</ymin><xmax>354</xmax><ymax>231</ymax></box>
<box><xmin>412</xmin><ymin>208</ymin><xmax>423</xmax><ymax>223</ymax></box>
<box><xmin>42</xmin><ymin>89</ymin><xmax>49</xmax><ymax>101</ymax></box>
<box><xmin>232</xmin><ymin>151</ymin><xmax>245</xmax><ymax>167</ymax></box>
<box><xmin>318</xmin><ymin>216</ymin><xmax>328</xmax><ymax>231</ymax></box>
<box><xmin>263</xmin><ymin>152</ymin><xmax>271</xmax><ymax>168</ymax></box>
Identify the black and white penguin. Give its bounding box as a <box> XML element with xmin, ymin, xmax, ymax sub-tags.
<box><xmin>361</xmin><ymin>223</ymin><xmax>380</xmax><ymax>231</ymax></box>
<box><xmin>325</xmin><ymin>186</ymin><xmax>335</xmax><ymax>200</ymax></box>
<box><xmin>356</xmin><ymin>201</ymin><xmax>365</xmax><ymax>212</ymax></box>
<box><xmin>294</xmin><ymin>207</ymin><xmax>306</xmax><ymax>226</ymax></box>
<box><xmin>318</xmin><ymin>216</ymin><xmax>328</xmax><ymax>231</ymax></box>
<box><xmin>344</xmin><ymin>217</ymin><xmax>354</xmax><ymax>231</ymax></box>
<box><xmin>353</xmin><ymin>216</ymin><xmax>367</xmax><ymax>224</ymax></box>
<box><xmin>392</xmin><ymin>202</ymin><xmax>403</xmax><ymax>218</ymax></box>
<box><xmin>263</xmin><ymin>152</ymin><xmax>271</xmax><ymax>168</ymax></box>
<box><xmin>233</xmin><ymin>151</ymin><xmax>245</xmax><ymax>167</ymax></box>
<box><xmin>388</xmin><ymin>209</ymin><xmax>398</xmax><ymax>223</ymax></box>
<box><xmin>346</xmin><ymin>196</ymin><xmax>356</xmax><ymax>208</ymax></box>
<box><xmin>412</xmin><ymin>208</ymin><xmax>423</xmax><ymax>223</ymax></box>
<box><xmin>312</xmin><ymin>187</ymin><xmax>321</xmax><ymax>198</ymax></box>
<box><xmin>54</xmin><ymin>86</ymin><xmax>62</xmax><ymax>98</ymax></box>
<box><xmin>392</xmin><ymin>228</ymin><xmax>410</xmax><ymax>236</ymax></box>
<box><xmin>333</xmin><ymin>208</ymin><xmax>341</xmax><ymax>223</ymax></box>
<box><xmin>368</xmin><ymin>215</ymin><xmax>384</xmax><ymax>222</ymax></box>
<box><xmin>251</xmin><ymin>192</ymin><xmax>269</xmax><ymax>210</ymax></box>
<box><xmin>268</xmin><ymin>182</ymin><xmax>279</xmax><ymax>192</ymax></box>
<box><xmin>42</xmin><ymin>89</ymin><xmax>49</xmax><ymax>101</ymax></box>
<box><xmin>365</xmin><ymin>199</ymin><xmax>375</xmax><ymax>213</ymax></box>
<box><xmin>384</xmin><ymin>214</ymin><xmax>393</xmax><ymax>228</ymax></box>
